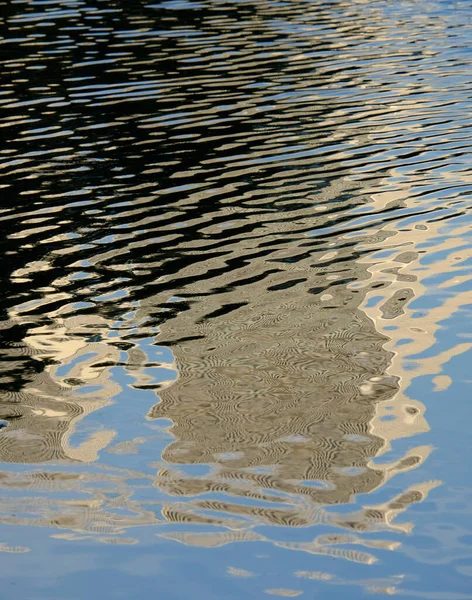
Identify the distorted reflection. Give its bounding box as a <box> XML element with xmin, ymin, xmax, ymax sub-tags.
<box><xmin>0</xmin><ymin>0</ymin><xmax>471</xmax><ymax>597</ymax></box>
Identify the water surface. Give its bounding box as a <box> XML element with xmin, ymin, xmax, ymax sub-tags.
<box><xmin>0</xmin><ymin>0</ymin><xmax>471</xmax><ymax>598</ymax></box>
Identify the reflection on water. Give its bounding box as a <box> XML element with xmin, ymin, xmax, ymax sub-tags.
<box><xmin>0</xmin><ymin>0</ymin><xmax>471</xmax><ymax>597</ymax></box>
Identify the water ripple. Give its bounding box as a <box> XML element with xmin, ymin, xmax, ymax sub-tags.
<box><xmin>0</xmin><ymin>0</ymin><xmax>471</xmax><ymax>597</ymax></box>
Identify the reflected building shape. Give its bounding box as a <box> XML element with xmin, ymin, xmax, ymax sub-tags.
<box><xmin>0</xmin><ymin>166</ymin><xmax>437</xmax><ymax>552</ymax></box>
<box><xmin>144</xmin><ymin>172</ymin><xmax>409</xmax><ymax>535</ymax></box>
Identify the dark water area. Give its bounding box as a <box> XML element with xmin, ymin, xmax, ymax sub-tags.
<box><xmin>0</xmin><ymin>0</ymin><xmax>471</xmax><ymax>597</ymax></box>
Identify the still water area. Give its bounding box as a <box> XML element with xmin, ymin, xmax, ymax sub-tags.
<box><xmin>0</xmin><ymin>0</ymin><xmax>471</xmax><ymax>598</ymax></box>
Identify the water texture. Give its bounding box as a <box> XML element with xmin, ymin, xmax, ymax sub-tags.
<box><xmin>0</xmin><ymin>0</ymin><xmax>471</xmax><ymax>597</ymax></box>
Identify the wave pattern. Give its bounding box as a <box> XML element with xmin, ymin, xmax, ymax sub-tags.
<box><xmin>0</xmin><ymin>0</ymin><xmax>471</xmax><ymax>597</ymax></box>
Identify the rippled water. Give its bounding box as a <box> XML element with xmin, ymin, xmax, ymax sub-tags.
<box><xmin>0</xmin><ymin>0</ymin><xmax>471</xmax><ymax>597</ymax></box>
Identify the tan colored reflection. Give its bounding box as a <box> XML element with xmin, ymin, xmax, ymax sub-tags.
<box><xmin>356</xmin><ymin>173</ymin><xmax>472</xmax><ymax>456</ymax></box>
<box><xmin>0</xmin><ymin>171</ymin><xmax>435</xmax><ymax>553</ymax></box>
<box><xmin>0</xmin><ymin>170</ymin><xmax>452</xmax><ymax>559</ymax></box>
<box><xmin>0</xmin><ymin>466</ymin><xmax>162</xmax><ymax>539</ymax></box>
<box><xmin>0</xmin><ymin>308</ymin><xmax>120</xmax><ymax>463</ymax></box>
<box><xmin>142</xmin><ymin>171</ymin><xmax>432</xmax><ymax>545</ymax></box>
